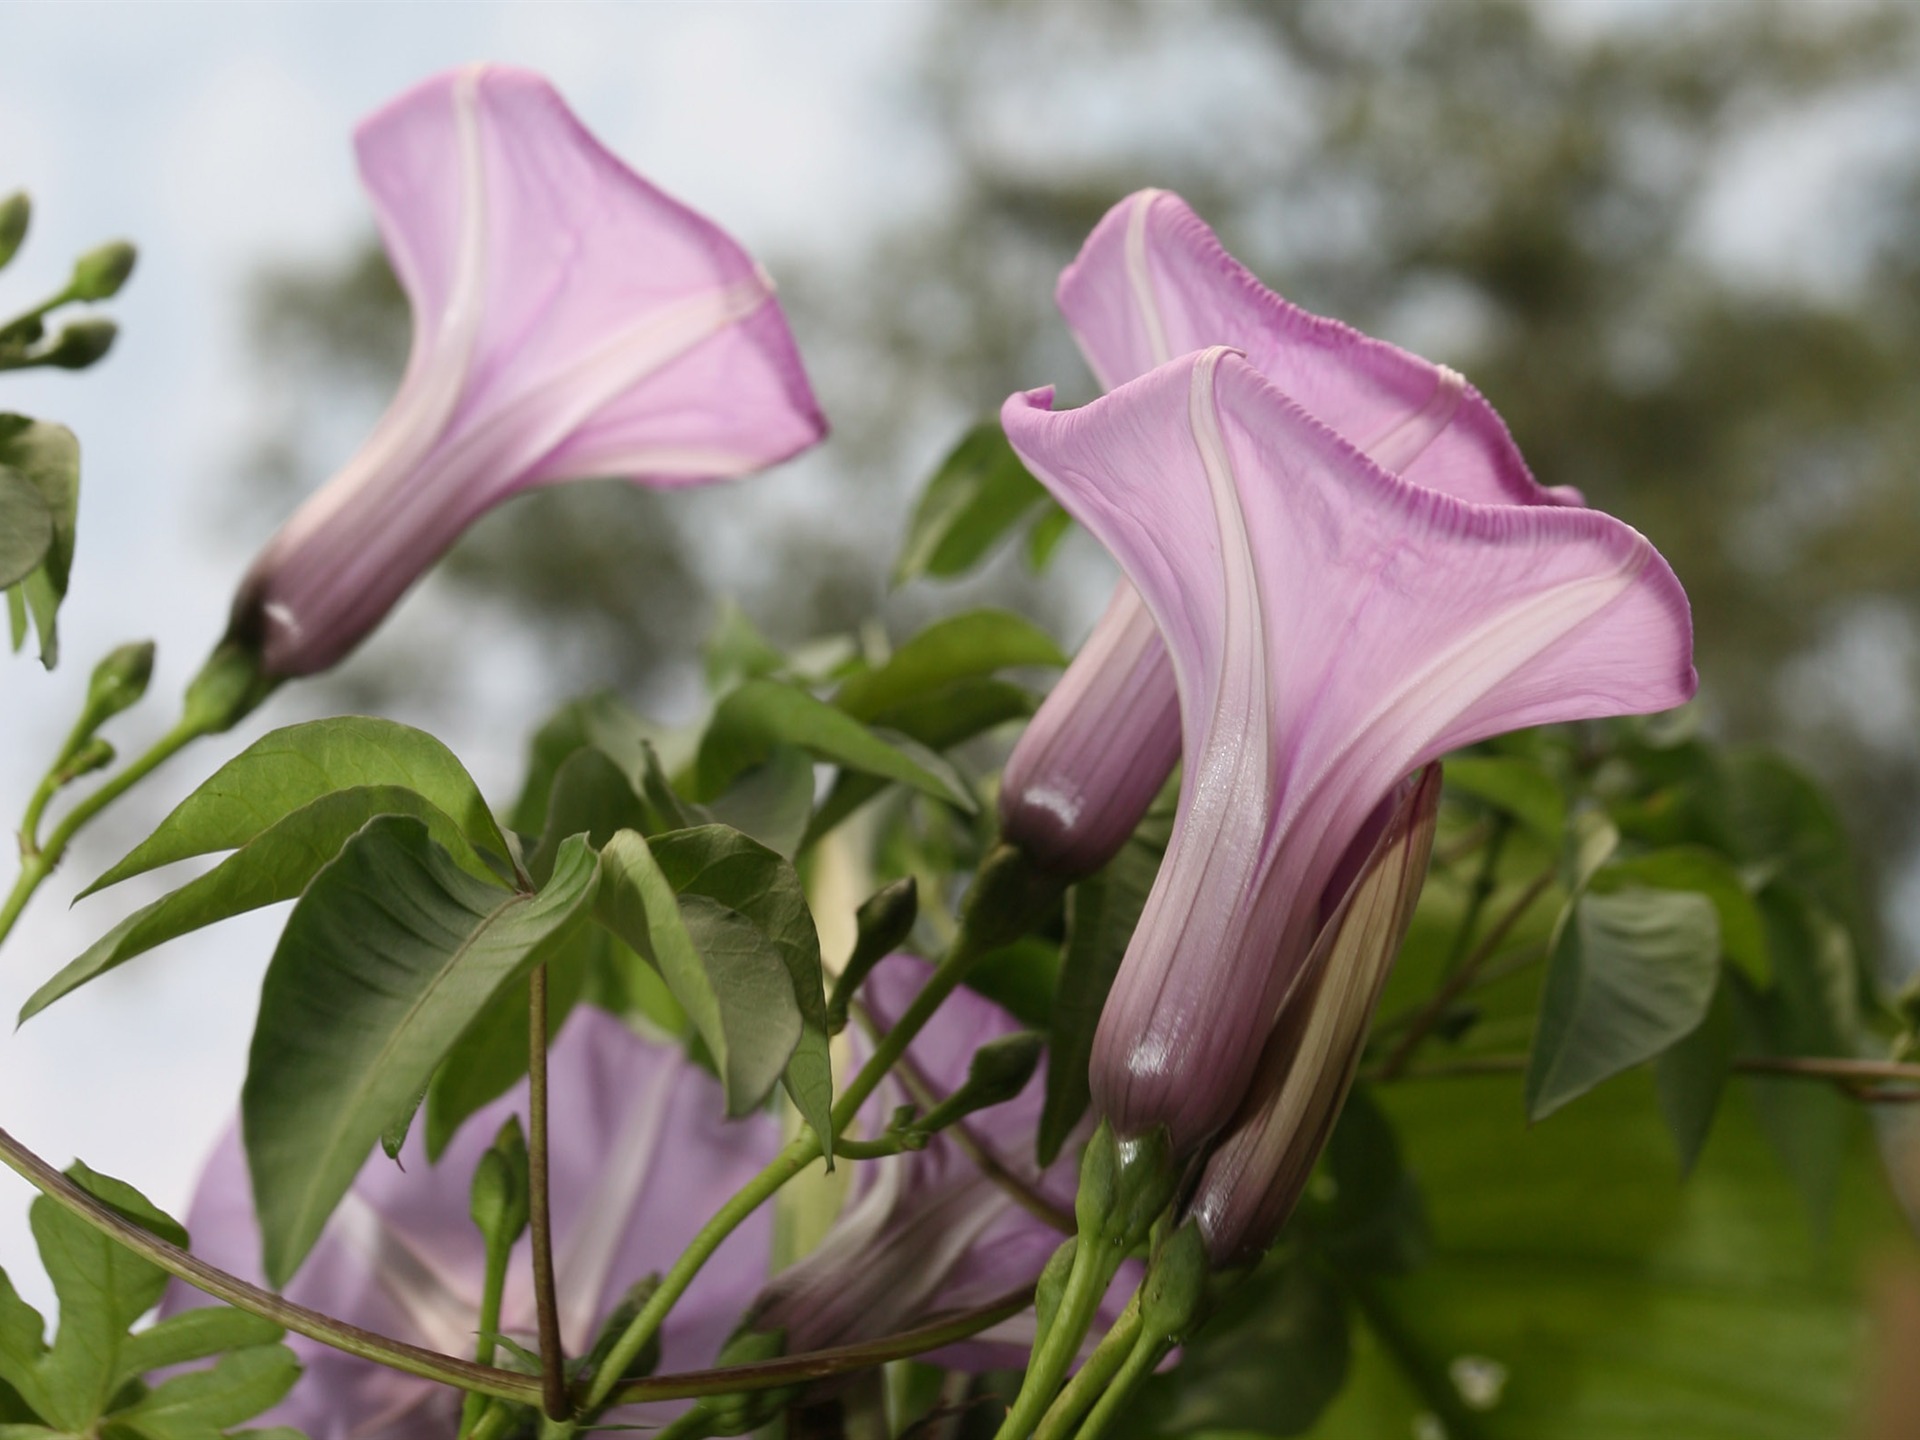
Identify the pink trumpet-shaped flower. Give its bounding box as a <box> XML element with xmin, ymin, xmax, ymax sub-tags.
<box><xmin>1002</xmin><ymin>347</ymin><xmax>1694</xmax><ymax>1154</ymax></box>
<box><xmin>752</xmin><ymin>956</ymin><xmax>1132</xmax><ymax>1372</ymax></box>
<box><xmin>228</xmin><ymin>65</ymin><xmax>825</xmax><ymax>678</ymax></box>
<box><xmin>1189</xmin><ymin>766</ymin><xmax>1440</xmax><ymax>1264</ymax></box>
<box><xmin>164</xmin><ymin>1009</ymin><xmax>782</xmax><ymax>1440</ymax></box>
<box><xmin>999</xmin><ymin>189</ymin><xmax>1577</xmax><ymax>878</ymax></box>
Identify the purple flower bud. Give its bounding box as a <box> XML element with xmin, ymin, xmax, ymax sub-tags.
<box><xmin>1188</xmin><ymin>767</ymin><xmax>1441</xmax><ymax>1264</ymax></box>
<box><xmin>1003</xmin><ymin>344</ymin><xmax>1694</xmax><ymax>1156</ymax></box>
<box><xmin>997</xmin><ymin>189</ymin><xmax>1579</xmax><ymax>879</ymax></box>
<box><xmin>752</xmin><ymin>956</ymin><xmax>1135</xmax><ymax>1373</ymax></box>
<box><xmin>228</xmin><ymin>65</ymin><xmax>825</xmax><ymax>679</ymax></box>
<box><xmin>163</xmin><ymin>1009</ymin><xmax>782</xmax><ymax>1438</ymax></box>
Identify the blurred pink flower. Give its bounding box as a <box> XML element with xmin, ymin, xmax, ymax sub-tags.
<box><xmin>752</xmin><ymin>955</ymin><xmax>1131</xmax><ymax>1372</ymax></box>
<box><xmin>229</xmin><ymin>65</ymin><xmax>825</xmax><ymax>677</ymax></box>
<box><xmin>999</xmin><ymin>189</ymin><xmax>1578</xmax><ymax>878</ymax></box>
<box><xmin>165</xmin><ymin>1008</ymin><xmax>781</xmax><ymax>1440</ymax></box>
<box><xmin>1002</xmin><ymin>345</ymin><xmax>1694</xmax><ymax>1154</ymax></box>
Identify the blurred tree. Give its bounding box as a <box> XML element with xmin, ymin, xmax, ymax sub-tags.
<box><xmin>230</xmin><ymin>0</ymin><xmax>1920</xmax><ymax>970</ymax></box>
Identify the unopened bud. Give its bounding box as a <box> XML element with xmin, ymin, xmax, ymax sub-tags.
<box><xmin>577</xmin><ymin>1275</ymin><xmax>662</xmax><ymax>1386</ymax></box>
<box><xmin>915</xmin><ymin>1030</ymin><xmax>1045</xmax><ymax>1134</ymax></box>
<box><xmin>0</xmin><ymin>193</ymin><xmax>28</xmax><ymax>270</ymax></box>
<box><xmin>1030</xmin><ymin>1236</ymin><xmax>1078</xmax><ymax>1353</ymax></box>
<box><xmin>42</xmin><ymin>317</ymin><xmax>117</xmax><ymax>370</ymax></box>
<box><xmin>1139</xmin><ymin>1223</ymin><xmax>1209</xmax><ymax>1342</ymax></box>
<box><xmin>84</xmin><ymin>641</ymin><xmax>154</xmax><ymax>727</ymax></box>
<box><xmin>1075</xmin><ymin>1120</ymin><xmax>1177</xmax><ymax>1254</ymax></box>
<box><xmin>53</xmin><ymin>738</ymin><xmax>114</xmax><ymax>785</ymax></box>
<box><xmin>468</xmin><ymin>1117</ymin><xmax>530</xmax><ymax>1250</ymax></box>
<box><xmin>69</xmin><ymin>240</ymin><xmax>136</xmax><ymax>301</ymax></box>
<box><xmin>826</xmin><ymin>876</ymin><xmax>917</xmax><ymax>1032</ymax></box>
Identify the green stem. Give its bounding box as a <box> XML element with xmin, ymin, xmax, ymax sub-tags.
<box><xmin>458</xmin><ymin>1242</ymin><xmax>514</xmax><ymax>1437</ymax></box>
<box><xmin>1068</xmin><ymin>1329</ymin><xmax>1165</xmax><ymax>1440</ymax></box>
<box><xmin>0</xmin><ymin>714</ymin><xmax>208</xmax><ymax>951</ymax></box>
<box><xmin>0</xmin><ymin>1124</ymin><xmax>546</xmax><ymax>1404</ymax></box>
<box><xmin>526</xmin><ymin>964</ymin><xmax>570</xmax><ymax>1421</ymax></box>
<box><xmin>992</xmin><ymin>1236</ymin><xmax>1113</xmax><ymax>1440</ymax></box>
<box><xmin>1031</xmin><ymin>1294</ymin><xmax>1141</xmax><ymax>1440</ymax></box>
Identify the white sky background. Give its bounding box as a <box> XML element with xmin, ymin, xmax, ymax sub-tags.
<box><xmin>0</xmin><ymin>0</ymin><xmax>1915</xmax><ymax>1321</ymax></box>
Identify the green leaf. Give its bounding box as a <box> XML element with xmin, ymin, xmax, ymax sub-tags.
<box><xmin>1720</xmin><ymin>751</ymin><xmax>1867</xmax><ymax>959</ymax></box>
<box><xmin>1444</xmin><ymin>754</ymin><xmax>1567</xmax><ymax>840</ymax></box>
<box><xmin>115</xmin><ymin>1310</ymin><xmax>284</xmax><ymax>1381</ymax></box>
<box><xmin>892</xmin><ymin>421</ymin><xmax>1047</xmax><ymax>585</ymax></box>
<box><xmin>1307</xmin><ymin>1072</ymin><xmax>1901</xmax><ymax>1440</ymax></box>
<box><xmin>695</xmin><ymin>679</ymin><xmax>974</xmax><ymax>812</ymax></box>
<box><xmin>423</xmin><ymin>917</ymin><xmax>594</xmax><ymax>1161</ymax></box>
<box><xmin>111</xmin><ymin>1345</ymin><xmax>300</xmax><ymax>1440</ymax></box>
<box><xmin>1038</xmin><ymin>837</ymin><xmax>1160</xmax><ymax>1166</ymax></box>
<box><xmin>1525</xmin><ymin>887</ymin><xmax>1719</xmax><ymax>1120</ymax></box>
<box><xmin>508</xmin><ymin>692</ymin><xmax>663</xmax><ymax>835</ymax></box>
<box><xmin>524</xmin><ymin>747</ymin><xmax>651</xmax><ymax>887</ymax></box>
<box><xmin>89</xmin><ymin>717</ymin><xmax>509</xmax><ymax>895</ymax></box>
<box><xmin>1118</xmin><ymin>1258</ymin><xmax>1349</xmax><ymax>1439</ymax></box>
<box><xmin>0</xmin><ymin>415</ymin><xmax>78</xmax><ymax>667</ymax></box>
<box><xmin>0</xmin><ymin>468</ymin><xmax>52</xmax><ymax>591</ymax></box>
<box><xmin>1025</xmin><ymin>502</ymin><xmax>1073</xmax><ymax>571</ymax></box>
<box><xmin>831</xmin><ymin>610</ymin><xmax>1065</xmax><ymax>721</ymax></box>
<box><xmin>704</xmin><ymin>599</ymin><xmax>789</xmax><ymax>694</ymax></box>
<box><xmin>705</xmin><ymin>745</ymin><xmax>815</xmax><ymax>859</ymax></box>
<box><xmin>243</xmin><ymin>816</ymin><xmax>598</xmax><ymax>1284</ymax></box>
<box><xmin>24</xmin><ymin>786</ymin><xmax>484</xmax><ymax>1022</ymax></box>
<box><xmin>1595</xmin><ymin>846</ymin><xmax>1769</xmax><ymax>984</ymax></box>
<box><xmin>0</xmin><ymin>1165</ymin><xmax>184</xmax><ymax>1428</ymax></box>
<box><xmin>964</xmin><ymin>936</ymin><xmax>1060</xmax><ymax>1030</ymax></box>
<box><xmin>1654</xmin><ymin>974</ymin><xmax>1737</xmax><ymax>1174</ymax></box>
<box><xmin>595</xmin><ymin>827</ymin><xmax>833</xmax><ymax>1154</ymax></box>
<box><xmin>1300</xmin><ymin>1087</ymin><xmax>1430</xmax><ymax>1277</ymax></box>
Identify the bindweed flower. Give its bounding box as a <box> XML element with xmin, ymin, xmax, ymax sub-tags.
<box><xmin>1188</xmin><ymin>766</ymin><xmax>1441</xmax><ymax>1264</ymax></box>
<box><xmin>227</xmin><ymin>65</ymin><xmax>825</xmax><ymax>679</ymax></box>
<box><xmin>1002</xmin><ymin>345</ymin><xmax>1694</xmax><ymax>1155</ymax></box>
<box><xmin>999</xmin><ymin>189</ymin><xmax>1579</xmax><ymax>878</ymax></box>
<box><xmin>751</xmin><ymin>955</ymin><xmax>1132</xmax><ymax>1373</ymax></box>
<box><xmin>164</xmin><ymin>1008</ymin><xmax>782</xmax><ymax>1440</ymax></box>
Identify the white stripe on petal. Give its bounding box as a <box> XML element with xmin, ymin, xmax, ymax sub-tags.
<box><xmin>1360</xmin><ymin>364</ymin><xmax>1465</xmax><ymax>474</ymax></box>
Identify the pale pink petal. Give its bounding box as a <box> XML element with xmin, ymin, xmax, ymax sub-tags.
<box><xmin>233</xmin><ymin>65</ymin><xmax>825</xmax><ymax>678</ymax></box>
<box><xmin>1002</xmin><ymin>349</ymin><xmax>1693</xmax><ymax>1151</ymax></box>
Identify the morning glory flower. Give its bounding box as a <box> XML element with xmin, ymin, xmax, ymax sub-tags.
<box><xmin>1188</xmin><ymin>766</ymin><xmax>1440</xmax><ymax>1264</ymax></box>
<box><xmin>999</xmin><ymin>188</ymin><xmax>1578</xmax><ymax>878</ymax></box>
<box><xmin>752</xmin><ymin>955</ymin><xmax>1131</xmax><ymax>1372</ymax></box>
<box><xmin>1001</xmin><ymin>346</ymin><xmax>1694</xmax><ymax>1155</ymax></box>
<box><xmin>227</xmin><ymin>65</ymin><xmax>825</xmax><ymax>678</ymax></box>
<box><xmin>164</xmin><ymin>1008</ymin><xmax>781</xmax><ymax>1440</ymax></box>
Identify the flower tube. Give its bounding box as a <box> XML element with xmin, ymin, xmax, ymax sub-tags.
<box><xmin>999</xmin><ymin>189</ymin><xmax>1578</xmax><ymax>877</ymax></box>
<box><xmin>227</xmin><ymin>65</ymin><xmax>825</xmax><ymax>679</ymax></box>
<box><xmin>1002</xmin><ymin>347</ymin><xmax>1694</xmax><ymax>1154</ymax></box>
<box><xmin>1189</xmin><ymin>766</ymin><xmax>1441</xmax><ymax>1264</ymax></box>
<box><xmin>751</xmin><ymin>955</ymin><xmax>1132</xmax><ymax>1373</ymax></box>
<box><xmin>164</xmin><ymin>1009</ymin><xmax>781</xmax><ymax>1439</ymax></box>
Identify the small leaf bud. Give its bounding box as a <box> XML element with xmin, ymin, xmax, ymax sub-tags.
<box><xmin>469</xmin><ymin>1117</ymin><xmax>530</xmax><ymax>1251</ymax></box>
<box><xmin>68</xmin><ymin>240</ymin><xmax>136</xmax><ymax>301</ymax></box>
<box><xmin>84</xmin><ymin>641</ymin><xmax>155</xmax><ymax>727</ymax></box>
<box><xmin>0</xmin><ymin>192</ymin><xmax>28</xmax><ymax>270</ymax></box>
<box><xmin>42</xmin><ymin>317</ymin><xmax>118</xmax><ymax>370</ymax></box>
<box><xmin>53</xmin><ymin>738</ymin><xmax>115</xmax><ymax>785</ymax></box>
<box><xmin>826</xmin><ymin>876</ymin><xmax>919</xmax><ymax>1032</ymax></box>
<box><xmin>914</xmin><ymin>1031</ymin><xmax>1045</xmax><ymax>1134</ymax></box>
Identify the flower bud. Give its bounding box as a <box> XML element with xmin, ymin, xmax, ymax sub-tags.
<box><xmin>41</xmin><ymin>317</ymin><xmax>117</xmax><ymax>369</ymax></box>
<box><xmin>0</xmin><ymin>192</ymin><xmax>29</xmax><ymax>270</ymax></box>
<box><xmin>180</xmin><ymin>640</ymin><xmax>276</xmax><ymax>735</ymax></box>
<box><xmin>914</xmin><ymin>1030</ymin><xmax>1046</xmax><ymax>1134</ymax></box>
<box><xmin>68</xmin><ymin>240</ymin><xmax>136</xmax><ymax>301</ymax></box>
<box><xmin>1188</xmin><ymin>767</ymin><xmax>1441</xmax><ymax>1265</ymax></box>
<box><xmin>999</xmin><ymin>582</ymin><xmax>1181</xmax><ymax>879</ymax></box>
<box><xmin>52</xmin><ymin>737</ymin><xmax>114</xmax><ymax>785</ymax></box>
<box><xmin>83</xmin><ymin>640</ymin><xmax>154</xmax><ymax>728</ymax></box>
<box><xmin>468</xmin><ymin>1115</ymin><xmax>530</xmax><ymax>1249</ymax></box>
<box><xmin>1139</xmin><ymin>1222</ymin><xmax>1209</xmax><ymax>1342</ymax></box>
<box><xmin>825</xmin><ymin>876</ymin><xmax>917</xmax><ymax>1032</ymax></box>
